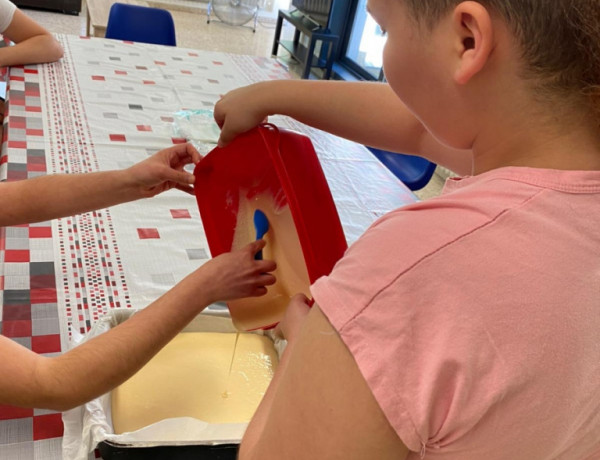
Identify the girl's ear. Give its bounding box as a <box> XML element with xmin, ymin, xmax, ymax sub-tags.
<box><xmin>452</xmin><ymin>1</ymin><xmax>494</xmax><ymax>85</ymax></box>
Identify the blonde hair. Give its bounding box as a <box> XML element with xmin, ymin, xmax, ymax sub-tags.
<box><xmin>402</xmin><ymin>0</ymin><xmax>600</xmax><ymax>124</ymax></box>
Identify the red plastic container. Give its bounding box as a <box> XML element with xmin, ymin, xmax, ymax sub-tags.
<box><xmin>194</xmin><ymin>124</ymin><xmax>347</xmax><ymax>330</ymax></box>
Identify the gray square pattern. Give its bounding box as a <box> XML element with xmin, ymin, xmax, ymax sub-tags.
<box><xmin>0</xmin><ymin>419</ymin><xmax>33</xmax><ymax>444</ymax></box>
<box><xmin>31</xmin><ymin>303</ymin><xmax>59</xmax><ymax>320</ymax></box>
<box><xmin>32</xmin><ymin>317</ymin><xmax>61</xmax><ymax>336</ymax></box>
<box><xmin>186</xmin><ymin>248</ymin><xmax>208</xmax><ymax>260</ymax></box>
<box><xmin>151</xmin><ymin>273</ymin><xmax>176</xmax><ymax>286</ymax></box>
<box><xmin>0</xmin><ymin>440</ymin><xmax>34</xmax><ymax>459</ymax></box>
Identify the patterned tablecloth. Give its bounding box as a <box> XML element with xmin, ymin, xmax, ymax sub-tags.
<box><xmin>0</xmin><ymin>34</ymin><xmax>416</xmax><ymax>459</ymax></box>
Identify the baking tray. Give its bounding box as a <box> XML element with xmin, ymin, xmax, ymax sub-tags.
<box><xmin>97</xmin><ymin>439</ymin><xmax>238</xmax><ymax>459</ymax></box>
<box><xmin>63</xmin><ymin>311</ymin><xmax>284</xmax><ymax>460</ymax></box>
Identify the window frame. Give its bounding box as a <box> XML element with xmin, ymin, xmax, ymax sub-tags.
<box><xmin>336</xmin><ymin>0</ymin><xmax>385</xmax><ymax>81</ymax></box>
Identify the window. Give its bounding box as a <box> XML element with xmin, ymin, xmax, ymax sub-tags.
<box><xmin>341</xmin><ymin>0</ymin><xmax>386</xmax><ymax>80</ymax></box>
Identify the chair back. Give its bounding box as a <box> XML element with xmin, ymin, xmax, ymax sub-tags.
<box><xmin>105</xmin><ymin>3</ymin><xmax>176</xmax><ymax>46</ymax></box>
<box><xmin>367</xmin><ymin>147</ymin><xmax>437</xmax><ymax>191</ymax></box>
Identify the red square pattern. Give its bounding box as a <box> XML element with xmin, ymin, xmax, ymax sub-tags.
<box><xmin>3</xmin><ymin>304</ymin><xmax>31</xmax><ymax>320</ymax></box>
<box><xmin>24</xmin><ymin>88</ymin><xmax>40</xmax><ymax>97</ymax></box>
<box><xmin>28</xmin><ymin>156</ymin><xmax>45</xmax><ymax>165</ymax></box>
<box><xmin>8</xmin><ymin>171</ymin><xmax>28</xmax><ymax>181</ymax></box>
<box><xmin>143</xmin><ymin>80</ymin><xmax>155</xmax><ymax>85</ymax></box>
<box><xmin>170</xmin><ymin>209</ymin><xmax>191</xmax><ymax>219</ymax></box>
<box><xmin>25</xmin><ymin>129</ymin><xmax>43</xmax><ymax>136</ymax></box>
<box><xmin>2</xmin><ymin>319</ymin><xmax>32</xmax><ymax>337</ymax></box>
<box><xmin>181</xmin><ymin>70</ymin><xmax>192</xmax><ymax>75</ymax></box>
<box><xmin>0</xmin><ymin>404</ymin><xmax>34</xmax><ymax>420</ymax></box>
<box><xmin>30</xmin><ymin>288</ymin><xmax>58</xmax><ymax>304</ymax></box>
<box><xmin>212</xmin><ymin>61</ymin><xmax>223</xmax><ymax>65</ymax></box>
<box><xmin>115</xmin><ymin>70</ymin><xmax>127</xmax><ymax>75</ymax></box>
<box><xmin>91</xmin><ymin>75</ymin><xmax>105</xmax><ymax>81</ymax></box>
<box><xmin>10</xmin><ymin>118</ymin><xmax>25</xmax><ymax>129</ymax></box>
<box><xmin>136</xmin><ymin>125</ymin><xmax>152</xmax><ymax>132</ymax></box>
<box><xmin>25</xmin><ymin>106</ymin><xmax>42</xmax><ymax>113</ymax></box>
<box><xmin>32</xmin><ymin>334</ymin><xmax>61</xmax><ymax>354</ymax></box>
<box><xmin>154</xmin><ymin>61</ymin><xmax>166</xmax><ymax>66</ymax></box>
<box><xmin>8</xmin><ymin>96</ymin><xmax>24</xmax><ymax>106</ymax></box>
<box><xmin>27</xmin><ymin>162</ymin><xmax>46</xmax><ymax>172</ymax></box>
<box><xmin>5</xmin><ymin>249</ymin><xmax>29</xmax><ymax>262</ymax></box>
<box><xmin>30</xmin><ymin>274</ymin><xmax>55</xmax><ymax>289</ymax></box>
<box><xmin>137</xmin><ymin>228</ymin><xmax>160</xmax><ymax>239</ymax></box>
<box><xmin>29</xmin><ymin>226</ymin><xmax>52</xmax><ymax>238</ymax></box>
<box><xmin>109</xmin><ymin>134</ymin><xmax>126</xmax><ymax>142</ymax></box>
<box><xmin>33</xmin><ymin>413</ymin><xmax>64</xmax><ymax>440</ymax></box>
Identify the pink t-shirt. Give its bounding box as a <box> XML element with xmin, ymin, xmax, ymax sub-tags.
<box><xmin>312</xmin><ymin>167</ymin><xmax>600</xmax><ymax>459</ymax></box>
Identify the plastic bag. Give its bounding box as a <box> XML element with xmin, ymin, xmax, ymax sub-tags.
<box><xmin>172</xmin><ymin>109</ymin><xmax>221</xmax><ymax>155</ymax></box>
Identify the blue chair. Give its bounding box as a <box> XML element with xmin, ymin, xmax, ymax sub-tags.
<box><xmin>367</xmin><ymin>146</ymin><xmax>437</xmax><ymax>191</ymax></box>
<box><xmin>105</xmin><ymin>3</ymin><xmax>176</xmax><ymax>46</ymax></box>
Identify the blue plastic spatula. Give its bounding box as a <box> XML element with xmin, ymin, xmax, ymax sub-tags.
<box><xmin>253</xmin><ymin>209</ymin><xmax>269</xmax><ymax>260</ymax></box>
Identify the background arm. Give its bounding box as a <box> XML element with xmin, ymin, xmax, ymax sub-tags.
<box><xmin>0</xmin><ymin>9</ymin><xmax>63</xmax><ymax>67</ymax></box>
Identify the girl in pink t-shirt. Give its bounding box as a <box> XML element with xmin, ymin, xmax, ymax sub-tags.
<box><xmin>215</xmin><ymin>0</ymin><xmax>600</xmax><ymax>458</ymax></box>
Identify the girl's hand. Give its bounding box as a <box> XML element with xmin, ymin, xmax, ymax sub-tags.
<box><xmin>213</xmin><ymin>82</ymin><xmax>272</xmax><ymax>147</ymax></box>
<box><xmin>275</xmin><ymin>293</ymin><xmax>312</xmax><ymax>343</ymax></box>
<box><xmin>198</xmin><ymin>240</ymin><xmax>277</xmax><ymax>305</ymax></box>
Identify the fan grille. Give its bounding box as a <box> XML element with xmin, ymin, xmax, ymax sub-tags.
<box><xmin>211</xmin><ymin>0</ymin><xmax>259</xmax><ymax>26</ymax></box>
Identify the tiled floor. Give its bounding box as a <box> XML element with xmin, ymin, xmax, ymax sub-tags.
<box><xmin>23</xmin><ymin>1</ymin><xmax>282</xmax><ymax>54</ymax></box>
<box><xmin>20</xmin><ymin>0</ymin><xmax>446</xmax><ymax>199</ymax></box>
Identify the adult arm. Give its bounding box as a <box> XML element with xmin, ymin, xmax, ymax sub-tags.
<box><xmin>214</xmin><ymin>80</ymin><xmax>472</xmax><ymax>175</ymax></box>
<box><xmin>0</xmin><ymin>143</ymin><xmax>200</xmax><ymax>227</ymax></box>
<box><xmin>0</xmin><ymin>9</ymin><xmax>63</xmax><ymax>67</ymax></box>
<box><xmin>238</xmin><ymin>303</ymin><xmax>410</xmax><ymax>460</ymax></box>
<box><xmin>0</xmin><ymin>240</ymin><xmax>277</xmax><ymax>411</ymax></box>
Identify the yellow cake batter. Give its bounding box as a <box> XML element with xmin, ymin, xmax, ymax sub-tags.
<box><xmin>229</xmin><ymin>192</ymin><xmax>311</xmax><ymax>330</ymax></box>
<box><xmin>111</xmin><ymin>332</ymin><xmax>278</xmax><ymax>434</ymax></box>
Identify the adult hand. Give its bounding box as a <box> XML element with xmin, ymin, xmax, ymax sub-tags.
<box><xmin>192</xmin><ymin>240</ymin><xmax>277</xmax><ymax>306</ymax></box>
<box><xmin>213</xmin><ymin>82</ymin><xmax>272</xmax><ymax>147</ymax></box>
<box><xmin>126</xmin><ymin>143</ymin><xmax>202</xmax><ymax>198</ymax></box>
<box><xmin>275</xmin><ymin>293</ymin><xmax>311</xmax><ymax>343</ymax></box>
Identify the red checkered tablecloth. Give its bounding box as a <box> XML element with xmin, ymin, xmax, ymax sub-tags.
<box><xmin>0</xmin><ymin>34</ymin><xmax>415</xmax><ymax>459</ymax></box>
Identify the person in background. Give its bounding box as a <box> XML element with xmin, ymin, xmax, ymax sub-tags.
<box><xmin>0</xmin><ymin>143</ymin><xmax>276</xmax><ymax>410</ymax></box>
<box><xmin>0</xmin><ymin>0</ymin><xmax>63</xmax><ymax>67</ymax></box>
<box><xmin>215</xmin><ymin>0</ymin><xmax>600</xmax><ymax>458</ymax></box>
<box><xmin>0</xmin><ymin>0</ymin><xmax>64</xmax><ymax>132</ymax></box>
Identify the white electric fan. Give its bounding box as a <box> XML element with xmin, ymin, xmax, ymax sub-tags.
<box><xmin>207</xmin><ymin>0</ymin><xmax>261</xmax><ymax>32</ymax></box>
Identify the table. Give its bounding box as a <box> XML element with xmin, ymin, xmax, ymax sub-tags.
<box><xmin>0</xmin><ymin>34</ymin><xmax>416</xmax><ymax>459</ymax></box>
